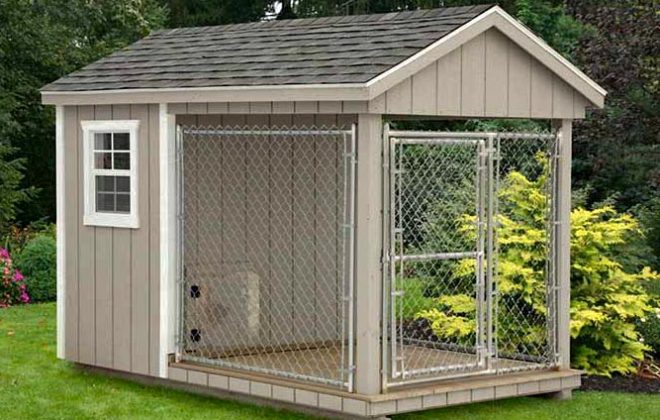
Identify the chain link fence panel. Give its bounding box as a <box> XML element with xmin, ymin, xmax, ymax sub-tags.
<box><xmin>384</xmin><ymin>129</ymin><xmax>558</xmax><ymax>386</ymax></box>
<box><xmin>176</xmin><ymin>125</ymin><xmax>355</xmax><ymax>389</ymax></box>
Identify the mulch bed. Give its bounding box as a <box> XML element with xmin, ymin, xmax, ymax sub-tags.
<box><xmin>581</xmin><ymin>374</ymin><xmax>660</xmax><ymax>394</ymax></box>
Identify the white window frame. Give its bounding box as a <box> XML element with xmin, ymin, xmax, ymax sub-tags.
<box><xmin>82</xmin><ymin>120</ymin><xmax>140</xmax><ymax>229</ymax></box>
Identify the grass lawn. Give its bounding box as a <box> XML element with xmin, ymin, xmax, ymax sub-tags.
<box><xmin>1</xmin><ymin>303</ymin><xmax>658</xmax><ymax>419</ymax></box>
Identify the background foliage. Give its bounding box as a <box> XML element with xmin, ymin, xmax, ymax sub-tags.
<box><xmin>1</xmin><ymin>0</ymin><xmax>657</xmax><ymax>372</ymax></box>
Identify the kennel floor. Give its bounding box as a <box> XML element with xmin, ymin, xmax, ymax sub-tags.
<box><xmin>183</xmin><ymin>344</ymin><xmax>536</xmax><ymax>384</ymax></box>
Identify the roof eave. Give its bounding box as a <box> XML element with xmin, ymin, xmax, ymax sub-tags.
<box><xmin>41</xmin><ymin>83</ymin><xmax>371</xmax><ymax>106</ymax></box>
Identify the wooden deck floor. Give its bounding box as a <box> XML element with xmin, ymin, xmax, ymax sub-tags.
<box><xmin>190</xmin><ymin>344</ymin><xmax>535</xmax><ymax>383</ymax></box>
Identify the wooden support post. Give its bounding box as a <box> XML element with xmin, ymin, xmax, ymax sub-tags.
<box><xmin>354</xmin><ymin>114</ymin><xmax>383</xmax><ymax>395</ymax></box>
<box><xmin>552</xmin><ymin>119</ymin><xmax>572</xmax><ymax>399</ymax></box>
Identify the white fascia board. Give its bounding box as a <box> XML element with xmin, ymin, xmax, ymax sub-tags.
<box><xmin>365</xmin><ymin>6</ymin><xmax>606</xmax><ymax>108</ymax></box>
<box><xmin>41</xmin><ymin>83</ymin><xmax>369</xmax><ymax>106</ymax></box>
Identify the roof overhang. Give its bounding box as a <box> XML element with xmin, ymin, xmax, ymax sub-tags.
<box><xmin>42</xmin><ymin>6</ymin><xmax>606</xmax><ymax>109</ymax></box>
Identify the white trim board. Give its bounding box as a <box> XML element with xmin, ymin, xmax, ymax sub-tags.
<box><xmin>158</xmin><ymin>104</ymin><xmax>177</xmax><ymax>378</ymax></box>
<box><xmin>55</xmin><ymin>105</ymin><xmax>65</xmax><ymax>359</ymax></box>
<box><xmin>41</xmin><ymin>7</ymin><xmax>606</xmax><ymax>109</ymax></box>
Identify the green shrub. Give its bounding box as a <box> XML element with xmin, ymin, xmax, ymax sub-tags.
<box><xmin>398</xmin><ymin>278</ymin><xmax>435</xmax><ymax>321</ymax></box>
<box><xmin>417</xmin><ymin>159</ymin><xmax>659</xmax><ymax>376</ymax></box>
<box><xmin>637</xmin><ymin>309</ymin><xmax>660</xmax><ymax>358</ymax></box>
<box><xmin>15</xmin><ymin>234</ymin><xmax>56</xmax><ymax>302</ymax></box>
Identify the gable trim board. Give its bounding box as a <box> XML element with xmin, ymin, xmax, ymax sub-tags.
<box><xmin>41</xmin><ymin>6</ymin><xmax>605</xmax><ymax>112</ymax></box>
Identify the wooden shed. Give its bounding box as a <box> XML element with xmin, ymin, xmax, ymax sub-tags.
<box><xmin>42</xmin><ymin>4</ymin><xmax>606</xmax><ymax>418</ymax></box>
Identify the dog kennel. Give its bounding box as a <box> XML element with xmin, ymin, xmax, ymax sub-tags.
<box><xmin>175</xmin><ymin>124</ymin><xmax>560</xmax><ymax>392</ymax></box>
<box><xmin>44</xmin><ymin>4</ymin><xmax>607</xmax><ymax>418</ymax></box>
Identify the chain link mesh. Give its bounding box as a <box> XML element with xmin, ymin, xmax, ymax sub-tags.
<box><xmin>386</xmin><ymin>131</ymin><xmax>558</xmax><ymax>384</ymax></box>
<box><xmin>177</xmin><ymin>125</ymin><xmax>354</xmax><ymax>388</ymax></box>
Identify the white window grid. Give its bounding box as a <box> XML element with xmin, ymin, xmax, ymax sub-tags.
<box><xmin>82</xmin><ymin>120</ymin><xmax>140</xmax><ymax>228</ymax></box>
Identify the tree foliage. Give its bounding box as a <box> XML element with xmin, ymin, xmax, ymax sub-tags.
<box><xmin>163</xmin><ymin>0</ymin><xmax>269</xmax><ymax>27</ymax></box>
<box><xmin>0</xmin><ymin>0</ymin><xmax>167</xmax><ymax>224</ymax></box>
<box><xmin>568</xmin><ymin>1</ymin><xmax>660</xmax><ymax>267</ymax></box>
<box><xmin>0</xmin><ymin>144</ymin><xmax>35</xmax><ymax>236</ymax></box>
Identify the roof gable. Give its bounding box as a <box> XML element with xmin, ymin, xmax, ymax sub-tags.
<box><xmin>370</xmin><ymin>27</ymin><xmax>593</xmax><ymax>119</ymax></box>
<box><xmin>368</xmin><ymin>6</ymin><xmax>606</xmax><ymax>108</ymax></box>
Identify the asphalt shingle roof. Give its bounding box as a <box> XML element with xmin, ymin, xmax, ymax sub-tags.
<box><xmin>42</xmin><ymin>4</ymin><xmax>494</xmax><ymax>92</ymax></box>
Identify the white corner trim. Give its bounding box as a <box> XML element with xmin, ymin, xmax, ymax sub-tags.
<box><xmin>81</xmin><ymin>120</ymin><xmax>140</xmax><ymax>229</ymax></box>
<box><xmin>55</xmin><ymin>105</ymin><xmax>65</xmax><ymax>360</ymax></box>
<box><xmin>158</xmin><ymin>104</ymin><xmax>177</xmax><ymax>378</ymax></box>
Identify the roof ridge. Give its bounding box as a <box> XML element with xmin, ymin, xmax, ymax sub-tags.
<box><xmin>154</xmin><ymin>4</ymin><xmax>494</xmax><ymax>36</ymax></box>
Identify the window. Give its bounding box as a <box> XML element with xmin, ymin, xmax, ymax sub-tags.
<box><xmin>82</xmin><ymin>120</ymin><xmax>139</xmax><ymax>228</ymax></box>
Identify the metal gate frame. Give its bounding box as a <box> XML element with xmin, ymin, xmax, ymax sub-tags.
<box><xmin>382</xmin><ymin>125</ymin><xmax>560</xmax><ymax>388</ymax></box>
<box><xmin>174</xmin><ymin>125</ymin><xmax>357</xmax><ymax>390</ymax></box>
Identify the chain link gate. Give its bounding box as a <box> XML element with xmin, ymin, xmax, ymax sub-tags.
<box><xmin>383</xmin><ymin>126</ymin><xmax>559</xmax><ymax>387</ymax></box>
<box><xmin>175</xmin><ymin>125</ymin><xmax>356</xmax><ymax>390</ymax></box>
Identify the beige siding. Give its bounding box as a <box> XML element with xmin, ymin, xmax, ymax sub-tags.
<box><xmin>63</xmin><ymin>104</ymin><xmax>160</xmax><ymax>375</ymax></box>
<box><xmin>375</xmin><ymin>28</ymin><xmax>590</xmax><ymax>119</ymax></box>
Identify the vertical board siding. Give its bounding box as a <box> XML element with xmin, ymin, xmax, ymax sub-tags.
<box><xmin>460</xmin><ymin>32</ymin><xmax>486</xmax><ymax>116</ymax></box>
<box><xmin>94</xmin><ymin>105</ymin><xmax>114</xmax><ymax>369</ymax></box>
<box><xmin>112</xmin><ymin>104</ymin><xmax>132</xmax><ymax>372</ymax></box>
<box><xmin>292</xmin><ymin>122</ymin><xmax>316</xmax><ymax>342</ymax></box>
<box><xmin>485</xmin><ymin>29</ymin><xmax>509</xmax><ymax>117</ymax></box>
<box><xmin>386</xmin><ymin>77</ymin><xmax>412</xmax><ymax>115</ymax></box>
<box><xmin>269</xmin><ymin>115</ymin><xmax>295</xmax><ymax>344</ymax></box>
<box><xmin>411</xmin><ymin>63</ymin><xmax>437</xmax><ymax>115</ymax></box>
<box><xmin>314</xmin><ymin>114</ymin><xmax>340</xmax><ymax>341</ymax></box>
<box><xmin>436</xmin><ymin>48</ymin><xmax>462</xmax><ymax>115</ymax></box>
<box><xmin>507</xmin><ymin>42</ymin><xmax>532</xmax><ymax>117</ymax></box>
<box><xmin>130</xmin><ymin>104</ymin><xmax>151</xmax><ymax>375</ymax></box>
<box><xmin>552</xmin><ymin>76</ymin><xmax>575</xmax><ymax>119</ymax></box>
<box><xmin>63</xmin><ymin>106</ymin><xmax>79</xmax><ymax>361</ymax></box>
<box><xmin>77</xmin><ymin>105</ymin><xmax>96</xmax><ymax>365</ymax></box>
<box><xmin>64</xmin><ymin>103</ymin><xmax>160</xmax><ymax>375</ymax></box>
<box><xmin>376</xmin><ymin>28</ymin><xmax>586</xmax><ymax>119</ymax></box>
<box><xmin>530</xmin><ymin>60</ymin><xmax>553</xmax><ymax>117</ymax></box>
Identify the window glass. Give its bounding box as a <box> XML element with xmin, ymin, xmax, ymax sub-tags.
<box><xmin>96</xmin><ymin>193</ymin><xmax>115</xmax><ymax>212</ymax></box>
<box><xmin>116</xmin><ymin>176</ymin><xmax>130</xmax><ymax>193</ymax></box>
<box><xmin>95</xmin><ymin>133</ymin><xmax>112</xmax><ymax>150</ymax></box>
<box><xmin>115</xmin><ymin>194</ymin><xmax>131</xmax><ymax>213</ymax></box>
<box><xmin>94</xmin><ymin>152</ymin><xmax>112</xmax><ymax>169</ymax></box>
<box><xmin>113</xmin><ymin>152</ymin><xmax>130</xmax><ymax>170</ymax></box>
<box><xmin>113</xmin><ymin>133</ymin><xmax>130</xmax><ymax>150</ymax></box>
<box><xmin>92</xmin><ymin>131</ymin><xmax>132</xmax><ymax>214</ymax></box>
